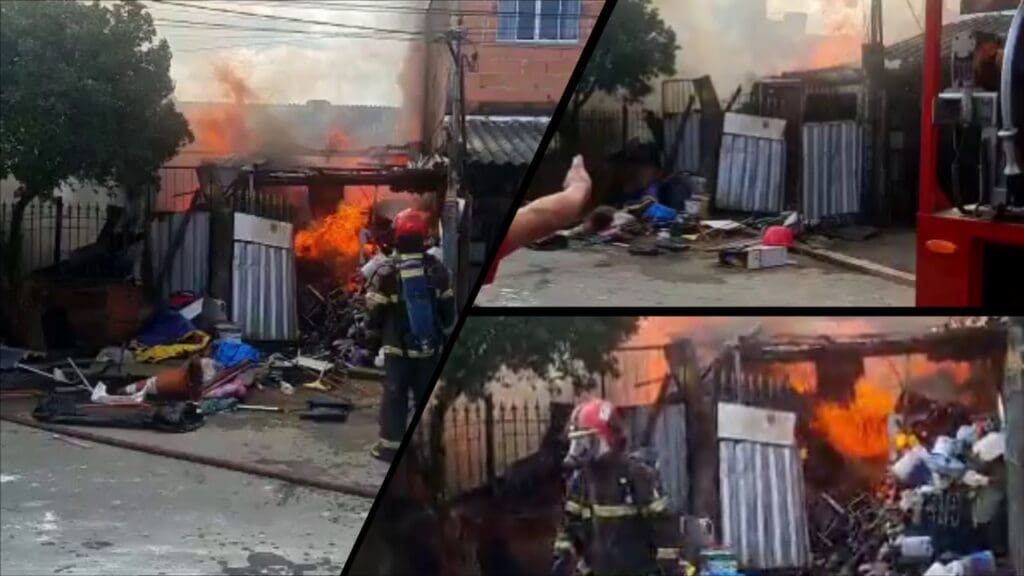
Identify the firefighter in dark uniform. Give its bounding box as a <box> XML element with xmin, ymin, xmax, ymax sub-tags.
<box><xmin>366</xmin><ymin>208</ymin><xmax>456</xmax><ymax>462</ymax></box>
<box><xmin>553</xmin><ymin>399</ymin><xmax>684</xmax><ymax>576</ymax></box>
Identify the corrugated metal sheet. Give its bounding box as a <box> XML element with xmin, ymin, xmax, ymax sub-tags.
<box><xmin>716</xmin><ymin>133</ymin><xmax>786</xmax><ymax>213</ymax></box>
<box><xmin>464</xmin><ymin>116</ymin><xmax>548</xmax><ymax>167</ymax></box>
<box><xmin>148</xmin><ymin>211</ymin><xmax>210</xmax><ymax>300</ymax></box>
<box><xmin>802</xmin><ymin>121</ymin><xmax>865</xmax><ymax>224</ymax></box>
<box><xmin>719</xmin><ymin>440</ymin><xmax>811</xmax><ymax>570</ymax></box>
<box><xmin>231</xmin><ymin>241</ymin><xmax>298</xmax><ymax>341</ymax></box>
<box><xmin>664</xmin><ymin>112</ymin><xmax>702</xmax><ymax>174</ymax></box>
<box><xmin>621</xmin><ymin>403</ymin><xmax>688</xmax><ymax>513</ymax></box>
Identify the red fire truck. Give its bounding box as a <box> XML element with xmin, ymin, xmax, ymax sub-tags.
<box><xmin>916</xmin><ymin>0</ymin><xmax>1023</xmax><ymax>306</ymax></box>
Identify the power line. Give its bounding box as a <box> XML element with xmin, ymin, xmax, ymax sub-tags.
<box><xmin>151</xmin><ymin>0</ymin><xmax>425</xmax><ymax>38</ymax></box>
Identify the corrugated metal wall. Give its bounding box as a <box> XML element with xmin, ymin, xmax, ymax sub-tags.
<box><xmin>719</xmin><ymin>440</ymin><xmax>811</xmax><ymax>570</ymax></box>
<box><xmin>716</xmin><ymin>134</ymin><xmax>786</xmax><ymax>213</ymax></box>
<box><xmin>621</xmin><ymin>403</ymin><xmax>689</xmax><ymax>513</ymax></box>
<box><xmin>801</xmin><ymin>121</ymin><xmax>865</xmax><ymax>224</ymax></box>
<box><xmin>231</xmin><ymin>241</ymin><xmax>298</xmax><ymax>341</ymax></box>
<box><xmin>148</xmin><ymin>212</ymin><xmax>210</xmax><ymax>299</ymax></box>
<box><xmin>664</xmin><ymin>112</ymin><xmax>702</xmax><ymax>174</ymax></box>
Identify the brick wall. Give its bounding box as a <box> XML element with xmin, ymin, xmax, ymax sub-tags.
<box><xmin>457</xmin><ymin>0</ymin><xmax>602</xmax><ymax>114</ymax></box>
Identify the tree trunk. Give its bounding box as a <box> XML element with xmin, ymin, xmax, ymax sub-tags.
<box><xmin>4</xmin><ymin>187</ymin><xmax>41</xmax><ymax>282</ymax></box>
<box><xmin>427</xmin><ymin>385</ymin><xmax>457</xmax><ymax>499</ymax></box>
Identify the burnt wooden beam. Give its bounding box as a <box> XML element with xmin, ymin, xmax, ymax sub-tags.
<box><xmin>736</xmin><ymin>327</ymin><xmax>1007</xmax><ymax>363</ymax></box>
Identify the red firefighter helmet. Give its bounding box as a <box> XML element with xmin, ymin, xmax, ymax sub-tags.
<box><xmin>565</xmin><ymin>399</ymin><xmax>625</xmax><ymax>467</ymax></box>
<box><xmin>393</xmin><ymin>208</ymin><xmax>429</xmax><ymax>239</ymax></box>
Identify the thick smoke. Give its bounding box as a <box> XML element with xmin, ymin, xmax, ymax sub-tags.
<box><xmin>158</xmin><ymin>2</ymin><xmax>428</xmax><ymax>115</ymax></box>
<box><xmin>652</xmin><ymin>0</ymin><xmax>963</xmax><ymax>104</ymax></box>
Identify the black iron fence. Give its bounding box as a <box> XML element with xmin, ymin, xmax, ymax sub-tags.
<box><xmin>0</xmin><ymin>199</ymin><xmax>109</xmax><ymax>275</ymax></box>
<box><xmin>415</xmin><ymin>396</ymin><xmax>555</xmax><ymax>494</ymax></box>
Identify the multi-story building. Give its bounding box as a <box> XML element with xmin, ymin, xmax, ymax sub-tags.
<box><xmin>421</xmin><ymin>0</ymin><xmax>603</xmax><ymax>287</ymax></box>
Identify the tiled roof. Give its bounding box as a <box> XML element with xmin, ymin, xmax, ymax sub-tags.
<box><xmin>885</xmin><ymin>12</ymin><xmax>1015</xmax><ymax>66</ymax></box>
<box><xmin>464</xmin><ymin>116</ymin><xmax>548</xmax><ymax>167</ymax></box>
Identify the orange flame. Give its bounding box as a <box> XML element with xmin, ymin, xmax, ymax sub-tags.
<box><xmin>807</xmin><ymin>34</ymin><xmax>862</xmax><ymax>69</ymax></box>
<box><xmin>812</xmin><ymin>379</ymin><xmax>896</xmax><ymax>459</ymax></box>
<box><xmin>780</xmin><ymin>354</ymin><xmax>976</xmax><ymax>460</ymax></box>
<box><xmin>326</xmin><ymin>127</ymin><xmax>352</xmax><ymax>152</ymax></box>
<box><xmin>294</xmin><ymin>191</ymin><xmax>375</xmax><ymax>279</ymax></box>
<box><xmin>188</xmin><ymin>62</ymin><xmax>255</xmax><ymax>156</ymax></box>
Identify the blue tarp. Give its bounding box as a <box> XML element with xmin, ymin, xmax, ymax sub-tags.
<box><xmin>210</xmin><ymin>340</ymin><xmax>260</xmax><ymax>368</ymax></box>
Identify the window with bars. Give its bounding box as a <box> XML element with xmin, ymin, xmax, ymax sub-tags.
<box><xmin>497</xmin><ymin>0</ymin><xmax>581</xmax><ymax>43</ymax></box>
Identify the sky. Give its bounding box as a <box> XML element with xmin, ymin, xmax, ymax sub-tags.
<box><xmin>143</xmin><ymin>0</ymin><xmax>430</xmax><ymax>105</ymax></box>
<box><xmin>654</xmin><ymin>0</ymin><xmax>971</xmax><ymax>101</ymax></box>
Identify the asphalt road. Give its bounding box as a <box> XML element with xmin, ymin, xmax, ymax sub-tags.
<box><xmin>478</xmin><ymin>244</ymin><xmax>914</xmax><ymax>307</ymax></box>
<box><xmin>0</xmin><ymin>421</ymin><xmax>372</xmax><ymax>575</ymax></box>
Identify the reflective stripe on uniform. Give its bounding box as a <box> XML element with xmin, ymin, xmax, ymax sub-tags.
<box><xmin>399</xmin><ymin>253</ymin><xmax>422</xmax><ymax>261</ymax></box>
<box><xmin>399</xmin><ymin>268</ymin><xmax>424</xmax><ymax>279</ymax></box>
<box><xmin>644</xmin><ymin>496</ymin><xmax>669</xmax><ymax>515</ymax></box>
<box><xmin>590</xmin><ymin>504</ymin><xmax>640</xmax><ymax>518</ymax></box>
<box><xmin>564</xmin><ymin>500</ymin><xmax>589</xmax><ymax>517</ymax></box>
<box><xmin>365</xmin><ymin>292</ymin><xmax>395</xmax><ymax>305</ymax></box>
<box><xmin>656</xmin><ymin>548</ymin><xmax>680</xmax><ymax>560</ymax></box>
<box><xmin>381</xmin><ymin>345</ymin><xmax>435</xmax><ymax>358</ymax></box>
<box><xmin>552</xmin><ymin>537</ymin><xmax>573</xmax><ymax>552</ymax></box>
<box><xmin>377</xmin><ymin>438</ymin><xmax>403</xmax><ymax>449</ymax></box>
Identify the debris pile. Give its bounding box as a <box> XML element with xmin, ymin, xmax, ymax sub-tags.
<box><xmin>809</xmin><ymin>403</ymin><xmax>1009</xmax><ymax>576</ymax></box>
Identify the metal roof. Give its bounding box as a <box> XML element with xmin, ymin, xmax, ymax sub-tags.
<box><xmin>783</xmin><ymin>12</ymin><xmax>1015</xmax><ymax>81</ymax></box>
<box><xmin>464</xmin><ymin>116</ymin><xmax>548</xmax><ymax>167</ymax></box>
<box><xmin>885</xmin><ymin>12</ymin><xmax>1015</xmax><ymax>67</ymax></box>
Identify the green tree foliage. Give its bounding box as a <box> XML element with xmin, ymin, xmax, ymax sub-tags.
<box><xmin>0</xmin><ymin>0</ymin><xmax>192</xmax><ymax>273</ymax></box>
<box><xmin>562</xmin><ymin>0</ymin><xmax>678</xmax><ymax>147</ymax></box>
<box><xmin>425</xmin><ymin>316</ymin><xmax>640</xmax><ymax>496</ymax></box>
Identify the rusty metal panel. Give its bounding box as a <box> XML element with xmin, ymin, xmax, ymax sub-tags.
<box><xmin>147</xmin><ymin>211</ymin><xmax>210</xmax><ymax>300</ymax></box>
<box><xmin>231</xmin><ymin>235</ymin><xmax>297</xmax><ymax>341</ymax></box>
<box><xmin>802</xmin><ymin>121</ymin><xmax>865</xmax><ymax>224</ymax></box>
<box><xmin>665</xmin><ymin>112</ymin><xmax>702</xmax><ymax>174</ymax></box>
<box><xmin>719</xmin><ymin>439</ymin><xmax>811</xmax><ymax>570</ymax></box>
<box><xmin>716</xmin><ymin>114</ymin><xmax>787</xmax><ymax>213</ymax></box>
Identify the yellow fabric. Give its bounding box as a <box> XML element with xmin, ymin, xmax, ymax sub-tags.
<box><xmin>399</xmin><ymin>268</ymin><xmax>424</xmax><ymax>279</ymax></box>
<box><xmin>134</xmin><ymin>330</ymin><xmax>210</xmax><ymax>363</ymax></box>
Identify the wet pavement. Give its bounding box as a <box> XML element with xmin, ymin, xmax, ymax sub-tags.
<box><xmin>477</xmin><ymin>244</ymin><xmax>914</xmax><ymax>307</ymax></box>
<box><xmin>0</xmin><ymin>420</ymin><xmax>372</xmax><ymax>575</ymax></box>
<box><xmin>0</xmin><ymin>385</ymin><xmax>391</xmax><ymax>491</ymax></box>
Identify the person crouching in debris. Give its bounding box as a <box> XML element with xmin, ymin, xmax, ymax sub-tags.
<box><xmin>366</xmin><ymin>208</ymin><xmax>455</xmax><ymax>462</ymax></box>
<box><xmin>553</xmin><ymin>399</ymin><xmax>683</xmax><ymax>576</ymax></box>
<box><xmin>485</xmin><ymin>154</ymin><xmax>592</xmax><ymax>284</ymax></box>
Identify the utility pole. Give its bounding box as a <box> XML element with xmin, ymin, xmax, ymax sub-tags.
<box><xmin>864</xmin><ymin>0</ymin><xmax>889</xmax><ymax>225</ymax></box>
<box><xmin>441</xmin><ymin>21</ymin><xmax>467</xmax><ymax>301</ymax></box>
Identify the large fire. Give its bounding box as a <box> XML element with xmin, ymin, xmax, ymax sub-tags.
<box><xmin>294</xmin><ymin>191</ymin><xmax>374</xmax><ymax>273</ymax></box>
<box><xmin>773</xmin><ymin>354</ymin><xmax>976</xmax><ymax>460</ymax></box>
